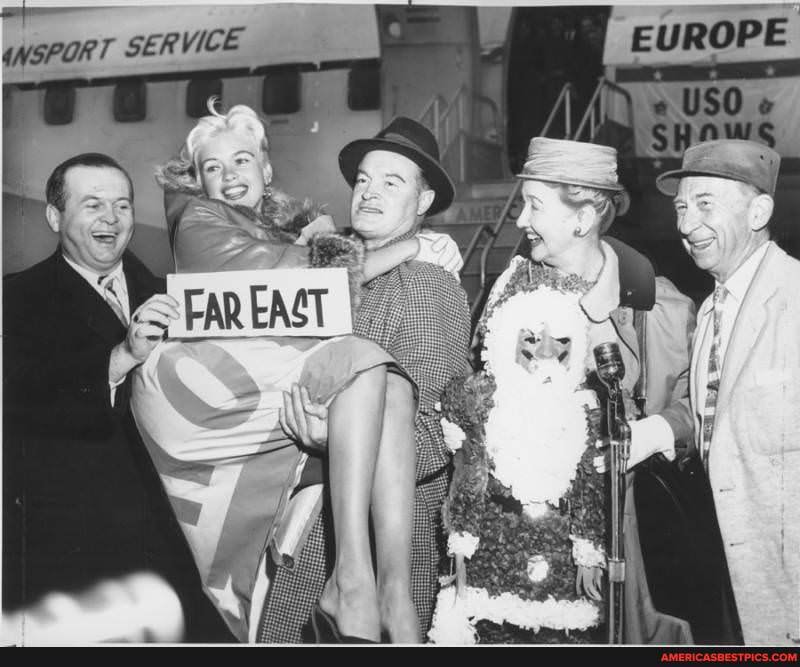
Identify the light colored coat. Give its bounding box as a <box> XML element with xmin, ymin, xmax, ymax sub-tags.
<box><xmin>612</xmin><ymin>274</ymin><xmax>697</xmax><ymax>644</ymax></box>
<box><xmin>691</xmin><ymin>242</ymin><xmax>800</xmax><ymax>646</ymax></box>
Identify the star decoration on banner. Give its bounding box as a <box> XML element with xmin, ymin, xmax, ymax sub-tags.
<box><xmin>759</xmin><ymin>98</ymin><xmax>775</xmax><ymax>115</ymax></box>
<box><xmin>765</xmin><ymin>64</ymin><xmax>776</xmax><ymax>77</ymax></box>
<box><xmin>208</xmin><ymin>575</ymin><xmax>242</xmax><ymax>620</ymax></box>
<box><xmin>653</xmin><ymin>69</ymin><xmax>663</xmax><ymax>81</ymax></box>
<box><xmin>709</xmin><ymin>69</ymin><xmax>719</xmax><ymax>80</ymax></box>
<box><xmin>654</xmin><ymin>100</ymin><xmax>667</xmax><ymax>116</ymax></box>
<box><xmin>653</xmin><ymin>159</ymin><xmax>663</xmax><ymax>170</ymax></box>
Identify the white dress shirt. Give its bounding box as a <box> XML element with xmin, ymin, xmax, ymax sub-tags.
<box><xmin>63</xmin><ymin>255</ymin><xmax>131</xmax><ymax>322</ymax></box>
<box><xmin>693</xmin><ymin>241</ymin><xmax>771</xmax><ymax>432</ymax></box>
<box><xmin>62</xmin><ymin>254</ymin><xmax>130</xmax><ymax>404</ymax></box>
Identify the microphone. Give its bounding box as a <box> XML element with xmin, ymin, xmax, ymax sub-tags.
<box><xmin>593</xmin><ymin>341</ymin><xmax>625</xmax><ymax>392</ymax></box>
<box><xmin>592</xmin><ymin>342</ymin><xmax>630</xmax><ymax>644</ymax></box>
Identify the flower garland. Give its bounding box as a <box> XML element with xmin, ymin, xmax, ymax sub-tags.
<box><xmin>429</xmin><ymin>585</ymin><xmax>600</xmax><ymax>646</ymax></box>
<box><xmin>431</xmin><ymin>258</ymin><xmax>607</xmax><ymax>644</ymax></box>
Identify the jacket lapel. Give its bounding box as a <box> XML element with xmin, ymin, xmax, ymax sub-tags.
<box><xmin>689</xmin><ymin>294</ymin><xmax>712</xmax><ymax>441</ymax></box>
<box><xmin>54</xmin><ymin>252</ymin><xmax>127</xmax><ymax>346</ymax></box>
<box><xmin>123</xmin><ymin>250</ymin><xmax>163</xmax><ymax>311</ymax></box>
<box><xmin>717</xmin><ymin>244</ymin><xmax>779</xmax><ymax>403</ymax></box>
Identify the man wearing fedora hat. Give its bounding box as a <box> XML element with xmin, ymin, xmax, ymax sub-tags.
<box><xmin>657</xmin><ymin>139</ymin><xmax>800</xmax><ymax>646</ymax></box>
<box><xmin>257</xmin><ymin>117</ymin><xmax>471</xmax><ymax>643</ymax></box>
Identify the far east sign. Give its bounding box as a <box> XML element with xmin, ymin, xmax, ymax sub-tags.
<box><xmin>167</xmin><ymin>268</ymin><xmax>353</xmax><ymax>339</ymax></box>
<box><xmin>604</xmin><ymin>4</ymin><xmax>800</xmax><ymax>159</ymax></box>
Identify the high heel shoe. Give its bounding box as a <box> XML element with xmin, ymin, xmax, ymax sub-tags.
<box><xmin>310</xmin><ymin>604</ymin><xmax>380</xmax><ymax>644</ymax></box>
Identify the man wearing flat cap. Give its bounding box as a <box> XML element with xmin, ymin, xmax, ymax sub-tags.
<box><xmin>657</xmin><ymin>139</ymin><xmax>800</xmax><ymax>646</ymax></box>
<box><xmin>257</xmin><ymin>117</ymin><xmax>471</xmax><ymax>642</ymax></box>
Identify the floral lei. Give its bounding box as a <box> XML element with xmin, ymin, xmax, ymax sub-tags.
<box><xmin>430</xmin><ymin>258</ymin><xmax>607</xmax><ymax>644</ymax></box>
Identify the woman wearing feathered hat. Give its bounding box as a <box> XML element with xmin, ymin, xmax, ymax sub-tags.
<box><xmin>433</xmin><ymin>138</ymin><xmax>697</xmax><ymax>643</ymax></box>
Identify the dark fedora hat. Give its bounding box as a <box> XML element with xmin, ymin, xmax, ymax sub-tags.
<box><xmin>338</xmin><ymin>116</ymin><xmax>455</xmax><ymax>217</ymax></box>
<box><xmin>656</xmin><ymin>139</ymin><xmax>781</xmax><ymax>197</ymax></box>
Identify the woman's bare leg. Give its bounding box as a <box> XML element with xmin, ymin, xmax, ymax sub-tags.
<box><xmin>318</xmin><ymin>366</ymin><xmax>386</xmax><ymax>641</ymax></box>
<box><xmin>371</xmin><ymin>373</ymin><xmax>420</xmax><ymax>643</ymax></box>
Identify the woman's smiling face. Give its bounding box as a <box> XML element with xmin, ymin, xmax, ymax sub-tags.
<box><xmin>516</xmin><ymin>179</ymin><xmax>578</xmax><ymax>270</ymax></box>
<box><xmin>197</xmin><ymin>130</ymin><xmax>271</xmax><ymax>211</ymax></box>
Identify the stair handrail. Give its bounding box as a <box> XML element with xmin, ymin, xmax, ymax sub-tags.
<box><xmin>467</xmin><ymin>82</ymin><xmax>576</xmax><ymax>318</ymax></box>
<box><xmin>439</xmin><ymin>87</ymin><xmax>503</xmax><ymax>146</ymax></box>
<box><xmin>422</xmin><ymin>85</ymin><xmax>505</xmax><ymax>185</ymax></box>
<box><xmin>473</xmin><ymin>92</ymin><xmax>501</xmax><ymax>143</ymax></box>
<box><xmin>439</xmin><ymin>85</ymin><xmax>468</xmax><ymax>140</ymax></box>
<box><xmin>438</xmin><ymin>85</ymin><xmax>469</xmax><ymax>182</ymax></box>
<box><xmin>572</xmin><ymin>76</ymin><xmax>634</xmax><ymax>144</ymax></box>
<box><xmin>418</xmin><ymin>93</ymin><xmax>447</xmax><ymax>144</ymax></box>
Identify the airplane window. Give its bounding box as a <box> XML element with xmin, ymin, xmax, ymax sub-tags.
<box><xmin>187</xmin><ymin>78</ymin><xmax>223</xmax><ymax>118</ymax></box>
<box><xmin>113</xmin><ymin>79</ymin><xmax>147</xmax><ymax>123</ymax></box>
<box><xmin>262</xmin><ymin>67</ymin><xmax>301</xmax><ymax>115</ymax></box>
<box><xmin>44</xmin><ymin>84</ymin><xmax>76</xmax><ymax>126</ymax></box>
<box><xmin>3</xmin><ymin>86</ymin><xmax>11</xmax><ymax>128</ymax></box>
<box><xmin>348</xmin><ymin>60</ymin><xmax>381</xmax><ymax>111</ymax></box>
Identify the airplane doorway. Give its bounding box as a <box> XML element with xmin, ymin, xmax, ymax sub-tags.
<box><xmin>506</xmin><ymin>5</ymin><xmax>610</xmax><ymax>172</ymax></box>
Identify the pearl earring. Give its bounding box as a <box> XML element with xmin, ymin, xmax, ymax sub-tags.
<box><xmin>573</xmin><ymin>227</ymin><xmax>582</xmax><ymax>237</ymax></box>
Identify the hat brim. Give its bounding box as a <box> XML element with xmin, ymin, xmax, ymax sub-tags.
<box><xmin>339</xmin><ymin>137</ymin><xmax>455</xmax><ymax>217</ymax></box>
<box><xmin>516</xmin><ymin>172</ymin><xmax>630</xmax><ymax>217</ymax></box>
<box><xmin>655</xmin><ymin>168</ymin><xmax>760</xmax><ymax>197</ymax></box>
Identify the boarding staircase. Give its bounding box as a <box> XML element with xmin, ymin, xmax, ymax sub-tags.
<box><xmin>418</xmin><ymin>84</ymin><xmax>506</xmax><ymax>185</ymax></box>
<box><xmin>418</xmin><ymin>77</ymin><xmax>634</xmax><ymax>325</ymax></box>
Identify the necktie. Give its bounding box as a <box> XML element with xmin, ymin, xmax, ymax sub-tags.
<box><xmin>100</xmin><ymin>275</ymin><xmax>129</xmax><ymax>326</ymax></box>
<box><xmin>701</xmin><ymin>285</ymin><xmax>727</xmax><ymax>472</ymax></box>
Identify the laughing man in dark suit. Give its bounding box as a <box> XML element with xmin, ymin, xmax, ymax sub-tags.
<box><xmin>2</xmin><ymin>153</ymin><xmax>229</xmax><ymax>641</ymax></box>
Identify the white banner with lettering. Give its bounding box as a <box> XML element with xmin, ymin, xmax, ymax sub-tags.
<box><xmin>2</xmin><ymin>4</ymin><xmax>379</xmax><ymax>84</ymax></box>
<box><xmin>604</xmin><ymin>4</ymin><xmax>800</xmax><ymax>67</ymax></box>
<box><xmin>166</xmin><ymin>268</ymin><xmax>353</xmax><ymax>339</ymax></box>
<box><xmin>629</xmin><ymin>78</ymin><xmax>800</xmax><ymax>159</ymax></box>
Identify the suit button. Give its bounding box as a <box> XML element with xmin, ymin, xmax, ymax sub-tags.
<box><xmin>281</xmin><ymin>554</ymin><xmax>295</xmax><ymax>570</ymax></box>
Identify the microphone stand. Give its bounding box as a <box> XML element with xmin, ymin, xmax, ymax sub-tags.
<box><xmin>593</xmin><ymin>342</ymin><xmax>631</xmax><ymax>645</ymax></box>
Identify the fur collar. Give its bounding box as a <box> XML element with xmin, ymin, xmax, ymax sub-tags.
<box><xmin>156</xmin><ymin>155</ymin><xmax>324</xmax><ymax>239</ymax></box>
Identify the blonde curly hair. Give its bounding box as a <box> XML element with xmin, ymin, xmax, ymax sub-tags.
<box><xmin>156</xmin><ymin>97</ymin><xmax>270</xmax><ymax>193</ymax></box>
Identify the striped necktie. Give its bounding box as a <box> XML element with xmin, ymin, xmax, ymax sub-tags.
<box><xmin>99</xmin><ymin>275</ymin><xmax>128</xmax><ymax>326</ymax></box>
<box><xmin>701</xmin><ymin>285</ymin><xmax>727</xmax><ymax>472</ymax></box>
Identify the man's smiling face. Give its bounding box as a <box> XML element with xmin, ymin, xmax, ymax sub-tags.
<box><xmin>350</xmin><ymin>150</ymin><xmax>432</xmax><ymax>248</ymax></box>
<box><xmin>47</xmin><ymin>165</ymin><xmax>134</xmax><ymax>273</ymax></box>
<box><xmin>674</xmin><ymin>175</ymin><xmax>762</xmax><ymax>283</ymax></box>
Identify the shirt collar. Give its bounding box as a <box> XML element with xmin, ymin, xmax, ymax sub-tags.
<box><xmin>62</xmin><ymin>252</ymin><xmax>124</xmax><ymax>289</ymax></box>
<box><xmin>369</xmin><ymin>228</ymin><xmax>418</xmax><ymax>249</ymax></box>
<box><xmin>579</xmin><ymin>240</ymin><xmax>621</xmax><ymax>323</ymax></box>
<box><xmin>702</xmin><ymin>241</ymin><xmax>771</xmax><ymax>315</ymax></box>
<box><xmin>361</xmin><ymin>228</ymin><xmax>419</xmax><ymax>288</ymax></box>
